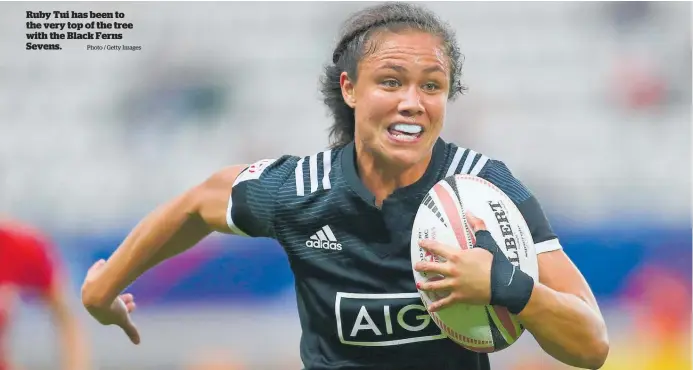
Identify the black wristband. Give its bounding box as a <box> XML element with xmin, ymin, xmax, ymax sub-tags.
<box><xmin>474</xmin><ymin>230</ymin><xmax>534</xmax><ymax>315</ymax></box>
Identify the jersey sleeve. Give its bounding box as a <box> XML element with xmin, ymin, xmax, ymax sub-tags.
<box><xmin>476</xmin><ymin>159</ymin><xmax>562</xmax><ymax>254</ymax></box>
<box><xmin>10</xmin><ymin>228</ymin><xmax>60</xmax><ymax>295</ymax></box>
<box><xmin>226</xmin><ymin>155</ymin><xmax>299</xmax><ymax>238</ymax></box>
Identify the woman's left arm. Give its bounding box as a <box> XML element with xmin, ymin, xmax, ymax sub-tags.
<box><xmin>517</xmin><ymin>249</ymin><xmax>610</xmax><ymax>369</ymax></box>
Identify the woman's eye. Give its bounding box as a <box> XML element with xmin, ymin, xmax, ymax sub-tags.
<box><xmin>382</xmin><ymin>79</ymin><xmax>400</xmax><ymax>88</ymax></box>
<box><xmin>423</xmin><ymin>82</ymin><xmax>439</xmax><ymax>91</ymax></box>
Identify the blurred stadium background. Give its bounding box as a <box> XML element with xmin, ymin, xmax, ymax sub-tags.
<box><xmin>0</xmin><ymin>1</ymin><xmax>691</xmax><ymax>369</ymax></box>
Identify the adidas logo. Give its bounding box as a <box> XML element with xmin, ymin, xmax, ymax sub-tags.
<box><xmin>305</xmin><ymin>225</ymin><xmax>342</xmax><ymax>251</ymax></box>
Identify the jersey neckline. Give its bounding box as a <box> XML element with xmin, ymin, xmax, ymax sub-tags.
<box><xmin>339</xmin><ymin>138</ymin><xmax>447</xmax><ymax>206</ymax></box>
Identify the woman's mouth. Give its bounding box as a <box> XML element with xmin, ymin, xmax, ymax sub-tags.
<box><xmin>387</xmin><ymin>123</ymin><xmax>424</xmax><ymax>143</ymax></box>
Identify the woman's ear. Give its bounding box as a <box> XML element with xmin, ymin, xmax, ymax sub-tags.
<box><xmin>340</xmin><ymin>72</ymin><xmax>356</xmax><ymax>108</ymax></box>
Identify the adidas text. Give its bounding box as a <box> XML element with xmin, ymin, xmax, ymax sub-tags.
<box><xmin>306</xmin><ymin>225</ymin><xmax>343</xmax><ymax>251</ymax></box>
<box><xmin>305</xmin><ymin>240</ymin><xmax>342</xmax><ymax>250</ymax></box>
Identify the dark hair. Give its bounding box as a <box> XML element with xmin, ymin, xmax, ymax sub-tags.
<box><xmin>320</xmin><ymin>2</ymin><xmax>467</xmax><ymax>149</ymax></box>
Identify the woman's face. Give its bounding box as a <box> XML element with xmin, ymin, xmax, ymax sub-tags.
<box><xmin>341</xmin><ymin>30</ymin><xmax>450</xmax><ymax>169</ymax></box>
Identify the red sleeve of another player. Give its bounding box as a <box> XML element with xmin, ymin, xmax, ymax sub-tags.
<box><xmin>16</xmin><ymin>233</ymin><xmax>60</xmax><ymax>295</ymax></box>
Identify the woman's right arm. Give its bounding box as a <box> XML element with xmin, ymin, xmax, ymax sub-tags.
<box><xmin>80</xmin><ymin>164</ymin><xmax>247</xmax><ymax>310</ymax></box>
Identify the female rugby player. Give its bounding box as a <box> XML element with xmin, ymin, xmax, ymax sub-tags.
<box><xmin>81</xmin><ymin>3</ymin><xmax>608</xmax><ymax>369</ymax></box>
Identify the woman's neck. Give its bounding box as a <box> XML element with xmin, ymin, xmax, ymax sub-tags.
<box><xmin>354</xmin><ymin>142</ymin><xmax>432</xmax><ymax>207</ymax></box>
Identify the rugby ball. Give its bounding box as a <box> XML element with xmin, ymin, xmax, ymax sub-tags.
<box><xmin>410</xmin><ymin>174</ymin><xmax>539</xmax><ymax>353</ymax></box>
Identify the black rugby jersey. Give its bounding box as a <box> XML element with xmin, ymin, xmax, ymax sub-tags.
<box><xmin>226</xmin><ymin>138</ymin><xmax>562</xmax><ymax>370</ymax></box>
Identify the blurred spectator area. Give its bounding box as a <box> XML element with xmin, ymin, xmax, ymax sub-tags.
<box><xmin>0</xmin><ymin>1</ymin><xmax>689</xmax><ymax>231</ymax></box>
